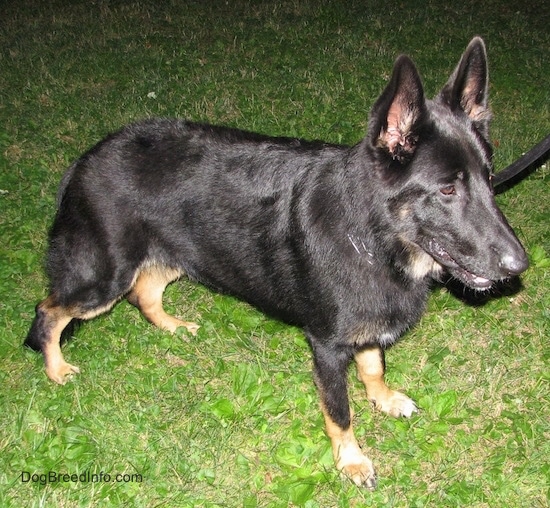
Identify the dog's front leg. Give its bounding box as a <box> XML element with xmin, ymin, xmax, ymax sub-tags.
<box><xmin>311</xmin><ymin>342</ymin><xmax>377</xmax><ymax>489</ymax></box>
<box><xmin>355</xmin><ymin>345</ymin><xmax>418</xmax><ymax>418</ymax></box>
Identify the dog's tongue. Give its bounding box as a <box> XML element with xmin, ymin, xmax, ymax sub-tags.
<box><xmin>466</xmin><ymin>273</ymin><xmax>492</xmax><ymax>288</ymax></box>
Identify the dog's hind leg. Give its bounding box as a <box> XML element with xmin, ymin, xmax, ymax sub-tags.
<box><xmin>355</xmin><ymin>345</ymin><xmax>418</xmax><ymax>418</ymax></box>
<box><xmin>127</xmin><ymin>265</ymin><xmax>200</xmax><ymax>335</ymax></box>
<box><xmin>25</xmin><ymin>295</ymin><xmax>81</xmax><ymax>384</ymax></box>
<box><xmin>26</xmin><ymin>293</ymin><xmax>124</xmax><ymax>384</ymax></box>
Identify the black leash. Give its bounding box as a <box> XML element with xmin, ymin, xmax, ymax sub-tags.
<box><xmin>493</xmin><ymin>134</ymin><xmax>550</xmax><ymax>194</ymax></box>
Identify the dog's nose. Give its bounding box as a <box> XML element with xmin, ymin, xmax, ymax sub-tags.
<box><xmin>499</xmin><ymin>251</ymin><xmax>529</xmax><ymax>276</ymax></box>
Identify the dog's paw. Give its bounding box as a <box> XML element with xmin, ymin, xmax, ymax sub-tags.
<box><xmin>337</xmin><ymin>450</ymin><xmax>377</xmax><ymax>490</ymax></box>
<box><xmin>46</xmin><ymin>361</ymin><xmax>80</xmax><ymax>385</ymax></box>
<box><xmin>177</xmin><ymin>321</ymin><xmax>200</xmax><ymax>336</ymax></box>
<box><xmin>370</xmin><ymin>389</ymin><xmax>418</xmax><ymax>418</ymax></box>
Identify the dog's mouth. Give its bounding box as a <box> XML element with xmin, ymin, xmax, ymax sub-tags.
<box><xmin>427</xmin><ymin>239</ymin><xmax>493</xmax><ymax>290</ymax></box>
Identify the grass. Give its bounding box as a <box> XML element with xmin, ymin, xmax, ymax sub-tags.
<box><xmin>0</xmin><ymin>0</ymin><xmax>548</xmax><ymax>506</ymax></box>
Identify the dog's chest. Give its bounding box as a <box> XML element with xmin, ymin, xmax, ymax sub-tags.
<box><xmin>333</xmin><ymin>239</ymin><xmax>432</xmax><ymax>347</ymax></box>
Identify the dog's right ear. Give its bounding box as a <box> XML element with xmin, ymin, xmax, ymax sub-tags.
<box><xmin>368</xmin><ymin>55</ymin><xmax>426</xmax><ymax>164</ymax></box>
<box><xmin>437</xmin><ymin>37</ymin><xmax>490</xmax><ymax>138</ymax></box>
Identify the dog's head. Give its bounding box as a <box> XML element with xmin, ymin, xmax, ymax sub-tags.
<box><xmin>365</xmin><ymin>37</ymin><xmax>528</xmax><ymax>289</ymax></box>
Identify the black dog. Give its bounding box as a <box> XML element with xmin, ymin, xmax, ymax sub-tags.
<box><xmin>26</xmin><ymin>37</ymin><xmax>528</xmax><ymax>488</ymax></box>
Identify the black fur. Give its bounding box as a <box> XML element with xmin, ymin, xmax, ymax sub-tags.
<box><xmin>25</xmin><ymin>37</ymin><xmax>528</xmax><ymax>486</ymax></box>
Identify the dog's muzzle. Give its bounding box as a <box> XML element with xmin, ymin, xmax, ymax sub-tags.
<box><xmin>427</xmin><ymin>239</ymin><xmax>493</xmax><ymax>289</ymax></box>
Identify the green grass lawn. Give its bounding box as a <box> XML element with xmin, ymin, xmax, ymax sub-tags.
<box><xmin>1</xmin><ymin>1</ymin><xmax>548</xmax><ymax>506</ymax></box>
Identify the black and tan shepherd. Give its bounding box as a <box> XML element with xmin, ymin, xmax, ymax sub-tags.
<box><xmin>26</xmin><ymin>38</ymin><xmax>528</xmax><ymax>488</ymax></box>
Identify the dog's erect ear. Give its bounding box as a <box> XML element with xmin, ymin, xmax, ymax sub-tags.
<box><xmin>437</xmin><ymin>37</ymin><xmax>490</xmax><ymax>137</ymax></box>
<box><xmin>369</xmin><ymin>55</ymin><xmax>426</xmax><ymax>164</ymax></box>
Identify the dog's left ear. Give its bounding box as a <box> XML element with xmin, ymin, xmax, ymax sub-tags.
<box><xmin>437</xmin><ymin>37</ymin><xmax>490</xmax><ymax>138</ymax></box>
<box><xmin>368</xmin><ymin>55</ymin><xmax>426</xmax><ymax>164</ymax></box>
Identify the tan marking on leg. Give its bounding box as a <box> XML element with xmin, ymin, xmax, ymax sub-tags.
<box><xmin>73</xmin><ymin>301</ymin><xmax>119</xmax><ymax>320</ymax></box>
<box><xmin>44</xmin><ymin>333</ymin><xmax>80</xmax><ymax>384</ymax></box>
<box><xmin>127</xmin><ymin>265</ymin><xmax>199</xmax><ymax>335</ymax></box>
<box><xmin>38</xmin><ymin>297</ymin><xmax>81</xmax><ymax>384</ymax></box>
<box><xmin>321</xmin><ymin>404</ymin><xmax>377</xmax><ymax>489</ymax></box>
<box><xmin>355</xmin><ymin>346</ymin><xmax>417</xmax><ymax>418</ymax></box>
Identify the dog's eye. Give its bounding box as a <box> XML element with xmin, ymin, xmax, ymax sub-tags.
<box><xmin>440</xmin><ymin>185</ymin><xmax>456</xmax><ymax>196</ymax></box>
